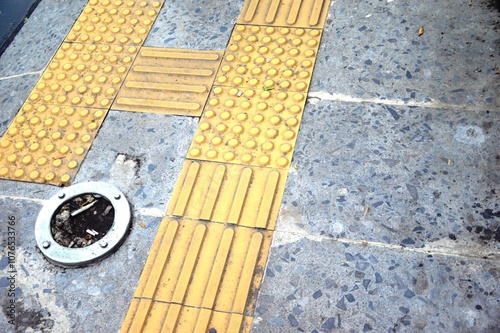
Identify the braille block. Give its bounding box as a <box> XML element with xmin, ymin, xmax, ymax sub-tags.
<box><xmin>130</xmin><ymin>218</ymin><xmax>271</xmax><ymax>314</ymax></box>
<box><xmin>66</xmin><ymin>0</ymin><xmax>164</xmax><ymax>46</ymax></box>
<box><xmin>187</xmin><ymin>86</ymin><xmax>306</xmax><ymax>169</ymax></box>
<box><xmin>0</xmin><ymin>103</ymin><xmax>107</xmax><ymax>185</ymax></box>
<box><xmin>27</xmin><ymin>43</ymin><xmax>138</xmax><ymax>109</ymax></box>
<box><xmin>113</xmin><ymin>47</ymin><xmax>224</xmax><ymax>116</ymax></box>
<box><xmin>238</xmin><ymin>0</ymin><xmax>331</xmax><ymax>28</ymax></box>
<box><xmin>167</xmin><ymin>160</ymin><xmax>288</xmax><ymax>230</ymax></box>
<box><xmin>215</xmin><ymin>24</ymin><xmax>322</xmax><ymax>92</ymax></box>
<box><xmin>121</xmin><ymin>298</ymin><xmax>253</xmax><ymax>333</ymax></box>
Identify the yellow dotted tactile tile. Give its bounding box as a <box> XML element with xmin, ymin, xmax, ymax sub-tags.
<box><xmin>27</xmin><ymin>42</ymin><xmax>138</xmax><ymax>109</ymax></box>
<box><xmin>113</xmin><ymin>47</ymin><xmax>224</xmax><ymax>116</ymax></box>
<box><xmin>0</xmin><ymin>103</ymin><xmax>107</xmax><ymax>185</ymax></box>
<box><xmin>121</xmin><ymin>218</ymin><xmax>271</xmax><ymax>332</ymax></box>
<box><xmin>122</xmin><ymin>299</ymin><xmax>253</xmax><ymax>333</ymax></box>
<box><xmin>238</xmin><ymin>0</ymin><xmax>331</xmax><ymax>28</ymax></box>
<box><xmin>66</xmin><ymin>0</ymin><xmax>163</xmax><ymax>45</ymax></box>
<box><xmin>167</xmin><ymin>160</ymin><xmax>287</xmax><ymax>230</ymax></box>
<box><xmin>215</xmin><ymin>25</ymin><xmax>322</xmax><ymax>92</ymax></box>
<box><xmin>187</xmin><ymin>86</ymin><xmax>306</xmax><ymax>169</ymax></box>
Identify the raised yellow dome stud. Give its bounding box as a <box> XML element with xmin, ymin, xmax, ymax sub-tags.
<box><xmin>200</xmin><ymin>123</ymin><xmax>211</xmax><ymax>131</ymax></box>
<box><xmin>241</xmin><ymin>154</ymin><xmax>253</xmax><ymax>163</ymax></box>
<box><xmin>258</xmin><ymin>156</ymin><xmax>270</xmax><ymax>166</ymax></box>
<box><xmin>14</xmin><ymin>169</ymin><xmax>24</xmax><ymax>178</ymax></box>
<box><xmin>228</xmin><ymin>138</ymin><xmax>240</xmax><ymax>147</ymax></box>
<box><xmin>206</xmin><ymin>150</ymin><xmax>218</xmax><ymax>159</ymax></box>
<box><xmin>237</xmin><ymin>113</ymin><xmax>248</xmax><ymax>121</ymax></box>
<box><xmin>211</xmin><ymin>137</ymin><xmax>223</xmax><ymax>146</ymax></box>
<box><xmin>245</xmin><ymin>140</ymin><xmax>256</xmax><ymax>149</ymax></box>
<box><xmin>68</xmin><ymin>161</ymin><xmax>78</xmax><ymax>169</ymax></box>
<box><xmin>194</xmin><ymin>135</ymin><xmax>206</xmax><ymax>144</ymax></box>
<box><xmin>0</xmin><ymin>167</ymin><xmax>9</xmax><ymax>176</ymax></box>
<box><xmin>223</xmin><ymin>152</ymin><xmax>235</xmax><ymax>161</ymax></box>
<box><xmin>280</xmin><ymin>143</ymin><xmax>292</xmax><ymax>153</ymax></box>
<box><xmin>29</xmin><ymin>171</ymin><xmax>40</xmax><ymax>180</ymax></box>
<box><xmin>44</xmin><ymin>173</ymin><xmax>55</xmax><ymax>182</ymax></box>
<box><xmin>60</xmin><ymin>174</ymin><xmax>71</xmax><ymax>183</ymax></box>
<box><xmin>287</xmin><ymin>118</ymin><xmax>299</xmax><ymax>127</ymax></box>
<box><xmin>262</xmin><ymin>142</ymin><xmax>274</xmax><ymax>151</ymax></box>
<box><xmin>205</xmin><ymin>110</ymin><xmax>216</xmax><ymax>118</ymax></box>
<box><xmin>21</xmin><ymin>156</ymin><xmax>32</xmax><ymax>165</ymax></box>
<box><xmin>277</xmin><ymin>157</ymin><xmax>289</xmax><ymax>167</ymax></box>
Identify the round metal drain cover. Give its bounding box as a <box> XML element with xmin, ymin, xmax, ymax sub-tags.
<box><xmin>35</xmin><ymin>182</ymin><xmax>131</xmax><ymax>267</ymax></box>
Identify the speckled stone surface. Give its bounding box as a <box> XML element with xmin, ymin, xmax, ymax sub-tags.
<box><xmin>252</xmin><ymin>236</ymin><xmax>500</xmax><ymax>332</ymax></box>
<box><xmin>313</xmin><ymin>0</ymin><xmax>499</xmax><ymax>108</ymax></box>
<box><xmin>0</xmin><ymin>0</ymin><xmax>87</xmax><ymax>77</ymax></box>
<box><xmin>0</xmin><ymin>197</ymin><xmax>162</xmax><ymax>333</ymax></box>
<box><xmin>145</xmin><ymin>0</ymin><xmax>244</xmax><ymax>50</ymax></box>
<box><xmin>0</xmin><ymin>75</ymin><xmax>38</xmax><ymax>133</ymax></box>
<box><xmin>278</xmin><ymin>100</ymin><xmax>500</xmax><ymax>255</ymax></box>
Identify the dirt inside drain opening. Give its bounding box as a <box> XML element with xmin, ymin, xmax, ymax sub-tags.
<box><xmin>50</xmin><ymin>193</ymin><xmax>115</xmax><ymax>248</ymax></box>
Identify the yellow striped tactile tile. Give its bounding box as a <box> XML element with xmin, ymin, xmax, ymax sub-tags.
<box><xmin>167</xmin><ymin>160</ymin><xmax>288</xmax><ymax>230</ymax></box>
<box><xmin>121</xmin><ymin>218</ymin><xmax>271</xmax><ymax>333</ymax></box>
<box><xmin>123</xmin><ymin>300</ymin><xmax>254</xmax><ymax>333</ymax></box>
<box><xmin>66</xmin><ymin>0</ymin><xmax>163</xmax><ymax>46</ymax></box>
<box><xmin>186</xmin><ymin>87</ymin><xmax>306</xmax><ymax>169</ymax></box>
<box><xmin>113</xmin><ymin>47</ymin><xmax>224</xmax><ymax>116</ymax></box>
<box><xmin>0</xmin><ymin>1</ymin><xmax>166</xmax><ymax>185</ymax></box>
<box><xmin>238</xmin><ymin>0</ymin><xmax>331</xmax><ymax>28</ymax></box>
<box><xmin>215</xmin><ymin>25</ymin><xmax>322</xmax><ymax>92</ymax></box>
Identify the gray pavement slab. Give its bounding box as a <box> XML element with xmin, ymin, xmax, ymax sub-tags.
<box><xmin>145</xmin><ymin>0</ymin><xmax>244</xmax><ymax>50</ymax></box>
<box><xmin>279</xmin><ymin>100</ymin><xmax>500</xmax><ymax>256</ymax></box>
<box><xmin>252</xmin><ymin>236</ymin><xmax>500</xmax><ymax>332</ymax></box>
<box><xmin>313</xmin><ymin>0</ymin><xmax>500</xmax><ymax>108</ymax></box>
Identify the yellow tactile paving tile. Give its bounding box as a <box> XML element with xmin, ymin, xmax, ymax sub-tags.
<box><xmin>122</xmin><ymin>299</ymin><xmax>253</xmax><ymax>333</ymax></box>
<box><xmin>113</xmin><ymin>47</ymin><xmax>224</xmax><ymax>116</ymax></box>
<box><xmin>0</xmin><ymin>103</ymin><xmax>107</xmax><ymax>185</ymax></box>
<box><xmin>122</xmin><ymin>218</ymin><xmax>271</xmax><ymax>324</ymax></box>
<box><xmin>66</xmin><ymin>0</ymin><xmax>164</xmax><ymax>46</ymax></box>
<box><xmin>187</xmin><ymin>86</ymin><xmax>306</xmax><ymax>169</ymax></box>
<box><xmin>167</xmin><ymin>160</ymin><xmax>287</xmax><ymax>230</ymax></box>
<box><xmin>215</xmin><ymin>25</ymin><xmax>322</xmax><ymax>92</ymax></box>
<box><xmin>27</xmin><ymin>42</ymin><xmax>138</xmax><ymax>109</ymax></box>
<box><xmin>238</xmin><ymin>0</ymin><xmax>331</xmax><ymax>28</ymax></box>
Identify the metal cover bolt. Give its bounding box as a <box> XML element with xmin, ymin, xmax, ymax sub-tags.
<box><xmin>114</xmin><ymin>194</ymin><xmax>121</xmax><ymax>200</ymax></box>
<box><xmin>99</xmin><ymin>241</ymin><xmax>108</xmax><ymax>248</ymax></box>
<box><xmin>58</xmin><ymin>193</ymin><xmax>65</xmax><ymax>199</ymax></box>
<box><xmin>42</xmin><ymin>241</ymin><xmax>51</xmax><ymax>249</ymax></box>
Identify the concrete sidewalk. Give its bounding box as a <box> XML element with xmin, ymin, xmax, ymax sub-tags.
<box><xmin>1</xmin><ymin>0</ymin><xmax>499</xmax><ymax>332</ymax></box>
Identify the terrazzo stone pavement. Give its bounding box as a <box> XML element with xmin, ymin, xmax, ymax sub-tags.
<box><xmin>0</xmin><ymin>0</ymin><xmax>498</xmax><ymax>332</ymax></box>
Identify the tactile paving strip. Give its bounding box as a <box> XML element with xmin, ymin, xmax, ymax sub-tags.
<box><xmin>0</xmin><ymin>103</ymin><xmax>107</xmax><ymax>185</ymax></box>
<box><xmin>238</xmin><ymin>0</ymin><xmax>331</xmax><ymax>28</ymax></box>
<box><xmin>113</xmin><ymin>48</ymin><xmax>224</xmax><ymax>116</ymax></box>
<box><xmin>66</xmin><ymin>0</ymin><xmax>163</xmax><ymax>45</ymax></box>
<box><xmin>215</xmin><ymin>25</ymin><xmax>322</xmax><ymax>92</ymax></box>
<box><xmin>122</xmin><ymin>299</ymin><xmax>253</xmax><ymax>333</ymax></box>
<box><xmin>27</xmin><ymin>42</ymin><xmax>138</xmax><ymax>109</ymax></box>
<box><xmin>121</xmin><ymin>218</ymin><xmax>271</xmax><ymax>332</ymax></box>
<box><xmin>187</xmin><ymin>87</ymin><xmax>306</xmax><ymax>168</ymax></box>
<box><xmin>167</xmin><ymin>160</ymin><xmax>287</xmax><ymax>230</ymax></box>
